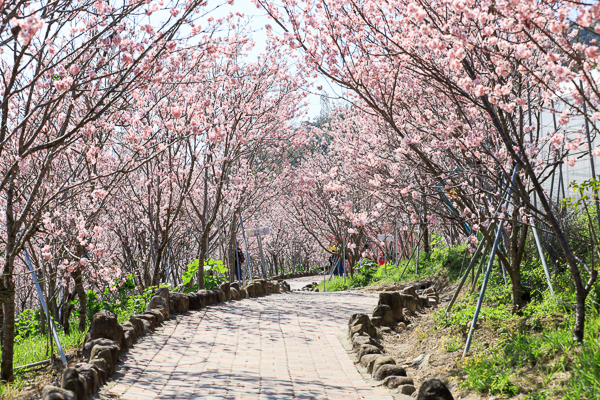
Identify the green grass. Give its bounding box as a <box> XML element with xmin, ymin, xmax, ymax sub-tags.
<box><xmin>442</xmin><ymin>335</ymin><xmax>463</xmax><ymax>352</ymax></box>
<box><xmin>315</xmin><ymin>236</ymin><xmax>600</xmax><ymax>400</ymax></box>
<box><xmin>455</xmin><ymin>306</ymin><xmax>600</xmax><ymax>399</ymax></box>
<box><xmin>437</xmin><ymin>274</ymin><xmax>600</xmax><ymax>399</ymax></box>
<box><xmin>564</xmin><ymin>308</ymin><xmax>600</xmax><ymax>400</ymax></box>
<box><xmin>0</xmin><ymin>374</ymin><xmax>29</xmax><ymax>399</ymax></box>
<box><xmin>14</xmin><ymin>323</ymin><xmax>86</xmax><ymax>368</ymax></box>
<box><xmin>0</xmin><ymin>320</ymin><xmax>87</xmax><ymax>399</ymax></box>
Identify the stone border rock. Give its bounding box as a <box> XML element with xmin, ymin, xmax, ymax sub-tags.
<box><xmin>299</xmin><ymin>281</ymin><xmax>320</xmax><ymax>291</ymax></box>
<box><xmin>347</xmin><ymin>284</ymin><xmax>454</xmax><ymax>399</ymax></box>
<box><xmin>42</xmin><ymin>279</ymin><xmax>290</xmax><ymax>400</ymax></box>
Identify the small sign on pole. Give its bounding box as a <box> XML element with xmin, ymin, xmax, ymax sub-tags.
<box><xmin>246</xmin><ymin>227</ymin><xmax>270</xmax><ymax>237</ymax></box>
<box><xmin>377</xmin><ymin>234</ymin><xmax>394</xmax><ymax>242</ymax></box>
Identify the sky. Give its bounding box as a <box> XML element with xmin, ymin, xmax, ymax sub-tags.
<box><xmin>202</xmin><ymin>0</ymin><xmax>342</xmax><ymax>120</ymax></box>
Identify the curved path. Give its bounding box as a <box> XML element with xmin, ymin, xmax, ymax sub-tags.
<box><xmin>100</xmin><ymin>289</ymin><xmax>394</xmax><ymax>400</ymax></box>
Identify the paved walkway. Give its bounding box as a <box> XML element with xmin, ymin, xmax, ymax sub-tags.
<box><xmin>102</xmin><ymin>290</ymin><xmax>392</xmax><ymax>400</ymax></box>
<box><xmin>284</xmin><ymin>275</ymin><xmax>325</xmax><ymax>291</ymax></box>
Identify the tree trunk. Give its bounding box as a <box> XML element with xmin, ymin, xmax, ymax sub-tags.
<box><xmin>1</xmin><ymin>224</ymin><xmax>17</xmax><ymax>381</ymax></box>
<box><xmin>151</xmin><ymin>245</ymin><xmax>165</xmax><ymax>287</ymax></box>
<box><xmin>228</xmin><ymin>217</ymin><xmax>237</xmax><ymax>282</ymax></box>
<box><xmin>39</xmin><ymin>305</ymin><xmax>46</xmax><ymax>335</ymax></box>
<box><xmin>143</xmin><ymin>258</ymin><xmax>151</xmax><ymax>288</ymax></box>
<box><xmin>1</xmin><ymin>293</ymin><xmax>15</xmax><ymax>381</ymax></box>
<box><xmin>0</xmin><ymin>252</ymin><xmax>16</xmax><ymax>381</ymax></box>
<box><xmin>422</xmin><ymin>201</ymin><xmax>431</xmax><ymax>254</ymax></box>
<box><xmin>508</xmin><ymin>268</ymin><xmax>523</xmax><ymax>313</ymax></box>
<box><xmin>61</xmin><ymin>282</ymin><xmax>71</xmax><ymax>335</ymax></box>
<box><xmin>49</xmin><ymin>260</ymin><xmax>60</xmax><ymax>323</ymax></box>
<box><xmin>197</xmin><ymin>234</ymin><xmax>207</xmax><ymax>290</ymax></box>
<box><xmin>574</xmin><ymin>290</ymin><xmax>586</xmax><ymax>343</ymax></box>
<box><xmin>160</xmin><ymin>252</ymin><xmax>168</xmax><ymax>284</ymax></box>
<box><xmin>71</xmin><ymin>268</ymin><xmax>87</xmax><ymax>332</ymax></box>
<box><xmin>0</xmin><ymin>304</ymin><xmax>3</xmax><ymax>346</ymax></box>
<box><xmin>423</xmin><ymin>223</ymin><xmax>430</xmax><ymax>253</ymax></box>
<box><xmin>73</xmin><ymin>246</ymin><xmax>88</xmax><ymax>331</ymax></box>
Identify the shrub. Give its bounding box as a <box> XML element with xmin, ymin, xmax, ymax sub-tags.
<box><xmin>179</xmin><ymin>258</ymin><xmax>229</xmax><ymax>292</ymax></box>
<box><xmin>15</xmin><ymin>309</ymin><xmax>41</xmax><ymax>343</ymax></box>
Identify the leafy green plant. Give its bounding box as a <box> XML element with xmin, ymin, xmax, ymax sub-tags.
<box><xmin>180</xmin><ymin>259</ymin><xmax>200</xmax><ymax>292</ymax></box>
<box><xmin>355</xmin><ymin>258</ymin><xmax>378</xmax><ymax>271</ymax></box>
<box><xmin>180</xmin><ymin>258</ymin><xmax>229</xmax><ymax>291</ymax></box>
<box><xmin>204</xmin><ymin>258</ymin><xmax>228</xmax><ymax>290</ymax></box>
<box><xmin>80</xmin><ymin>275</ymin><xmax>159</xmax><ymax>323</ymax></box>
<box><xmin>124</xmin><ymin>287</ymin><xmax>155</xmax><ymax>316</ymax></box>
<box><xmin>15</xmin><ymin>309</ymin><xmax>41</xmax><ymax>343</ymax></box>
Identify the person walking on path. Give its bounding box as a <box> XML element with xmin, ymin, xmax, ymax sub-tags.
<box><xmin>234</xmin><ymin>243</ymin><xmax>245</xmax><ymax>281</ymax></box>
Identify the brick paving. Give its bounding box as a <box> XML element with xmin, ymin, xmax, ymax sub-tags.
<box><xmin>102</xmin><ymin>289</ymin><xmax>393</xmax><ymax>400</ymax></box>
<box><xmin>284</xmin><ymin>274</ymin><xmax>326</xmax><ymax>291</ymax></box>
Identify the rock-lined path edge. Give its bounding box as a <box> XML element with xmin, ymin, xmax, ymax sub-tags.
<box><xmin>97</xmin><ymin>291</ymin><xmax>397</xmax><ymax>400</ymax></box>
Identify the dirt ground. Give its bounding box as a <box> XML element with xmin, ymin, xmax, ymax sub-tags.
<box><xmin>9</xmin><ymin>349</ymin><xmax>84</xmax><ymax>399</ymax></box>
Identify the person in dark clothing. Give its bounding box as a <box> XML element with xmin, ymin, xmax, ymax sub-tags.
<box><xmin>329</xmin><ymin>252</ymin><xmax>344</xmax><ymax>276</ymax></box>
<box><xmin>234</xmin><ymin>244</ymin><xmax>245</xmax><ymax>280</ymax></box>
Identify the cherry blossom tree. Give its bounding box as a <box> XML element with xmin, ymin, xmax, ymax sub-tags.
<box><xmin>0</xmin><ymin>0</ymin><xmax>221</xmax><ymax>380</ymax></box>
<box><xmin>256</xmin><ymin>0</ymin><xmax>600</xmax><ymax>340</ymax></box>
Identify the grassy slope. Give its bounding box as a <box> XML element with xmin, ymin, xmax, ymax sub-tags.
<box><xmin>3</xmin><ymin>286</ymin><xmax>151</xmax><ymax>398</ymax></box>
<box><xmin>438</xmin><ymin>281</ymin><xmax>600</xmax><ymax>399</ymax></box>
<box><xmin>319</xmin><ymin>245</ymin><xmax>600</xmax><ymax>400</ymax></box>
<box><xmin>1</xmin><ymin>322</ymin><xmax>86</xmax><ymax>399</ymax></box>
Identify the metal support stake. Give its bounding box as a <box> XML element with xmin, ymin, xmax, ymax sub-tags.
<box><xmin>415</xmin><ymin>221</ymin><xmax>421</xmax><ymax>275</ymax></box>
<box><xmin>166</xmin><ymin>245</ymin><xmax>172</xmax><ymax>287</ymax></box>
<box><xmin>399</xmin><ymin>231</ymin><xmax>423</xmax><ymax>279</ymax></box>
<box><xmin>342</xmin><ymin>233</ymin><xmax>346</xmax><ymax>285</ymax></box>
<box><xmin>394</xmin><ymin>220</ymin><xmax>398</xmax><ymax>265</ymax></box>
<box><xmin>463</xmin><ymin>220</ymin><xmax>505</xmax><ymax>357</ymax></box>
<box><xmin>444</xmin><ymin>237</ymin><xmax>489</xmax><ymax>316</ymax></box>
<box><xmin>531</xmin><ymin>223</ymin><xmax>555</xmax><ymax>295</ymax></box>
<box><xmin>526</xmin><ymin>87</ymin><xmax>554</xmax><ymax>295</ymax></box>
<box><xmin>463</xmin><ymin>165</ymin><xmax>518</xmax><ymax>357</ymax></box>
<box><xmin>397</xmin><ymin>226</ymin><xmax>414</xmax><ymax>262</ymax></box>
<box><xmin>498</xmin><ymin>240</ymin><xmax>508</xmax><ymax>285</ymax></box>
<box><xmin>470</xmin><ymin>245</ymin><xmax>490</xmax><ymax>293</ymax></box>
<box><xmin>23</xmin><ymin>246</ymin><xmax>67</xmax><ymax>365</ymax></box>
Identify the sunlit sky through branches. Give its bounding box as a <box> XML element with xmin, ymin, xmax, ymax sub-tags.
<box><xmin>198</xmin><ymin>0</ymin><xmax>341</xmax><ymax>119</ymax></box>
